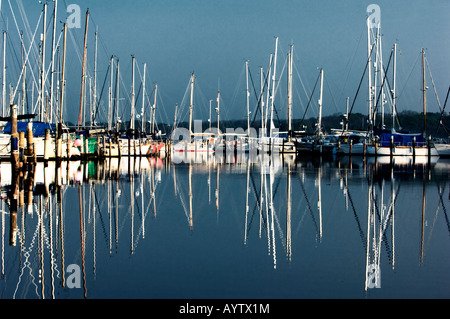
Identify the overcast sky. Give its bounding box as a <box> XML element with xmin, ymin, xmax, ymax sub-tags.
<box><xmin>2</xmin><ymin>0</ymin><xmax>449</xmax><ymax>127</ymax></box>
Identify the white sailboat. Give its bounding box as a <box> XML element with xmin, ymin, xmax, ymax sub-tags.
<box><xmin>366</xmin><ymin>48</ymin><xmax>438</xmax><ymax>157</ymax></box>
<box><xmin>258</xmin><ymin>37</ymin><xmax>285</xmax><ymax>154</ymax></box>
<box><xmin>115</xmin><ymin>56</ymin><xmax>161</xmax><ymax>157</ymax></box>
<box><xmin>172</xmin><ymin>73</ymin><xmax>216</xmax><ymax>154</ymax></box>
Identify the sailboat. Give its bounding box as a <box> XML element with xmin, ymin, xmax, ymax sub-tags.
<box><xmin>172</xmin><ymin>73</ymin><xmax>216</xmax><ymax>154</ymax></box>
<box><xmin>280</xmin><ymin>44</ymin><xmax>297</xmax><ymax>154</ymax></box>
<box><xmin>366</xmin><ymin>48</ymin><xmax>438</xmax><ymax>157</ymax></box>
<box><xmin>257</xmin><ymin>37</ymin><xmax>286</xmax><ymax>154</ymax></box>
<box><xmin>431</xmin><ymin>85</ymin><xmax>450</xmax><ymax>157</ymax></box>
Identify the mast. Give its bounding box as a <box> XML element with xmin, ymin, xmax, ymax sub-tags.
<box><xmin>130</xmin><ymin>55</ymin><xmax>135</xmax><ymax>132</ymax></box>
<box><xmin>141</xmin><ymin>63</ymin><xmax>146</xmax><ymax>133</ymax></box>
<box><xmin>245</xmin><ymin>60</ymin><xmax>250</xmax><ymax>135</ymax></box>
<box><xmin>260</xmin><ymin>66</ymin><xmax>264</xmax><ymax>137</ymax></box>
<box><xmin>49</xmin><ymin>0</ymin><xmax>57</xmax><ymax>123</ymax></box>
<box><xmin>287</xmin><ymin>44</ymin><xmax>293</xmax><ymax>137</ymax></box>
<box><xmin>264</xmin><ymin>55</ymin><xmax>272</xmax><ymax>136</ymax></box>
<box><xmin>108</xmin><ymin>56</ymin><xmax>113</xmax><ymax>131</ymax></box>
<box><xmin>2</xmin><ymin>31</ymin><xmax>5</xmax><ymax>117</ymax></box>
<box><xmin>216</xmin><ymin>90</ymin><xmax>220</xmax><ymax>136</ymax></box>
<box><xmin>115</xmin><ymin>59</ymin><xmax>120</xmax><ymax>132</ymax></box>
<box><xmin>41</xmin><ymin>3</ymin><xmax>48</xmax><ymax>122</ymax></box>
<box><xmin>269</xmin><ymin>37</ymin><xmax>278</xmax><ymax>138</ymax></box>
<box><xmin>367</xmin><ymin>16</ymin><xmax>373</xmax><ymax>136</ymax></box>
<box><xmin>422</xmin><ymin>48</ymin><xmax>427</xmax><ymax>137</ymax></box>
<box><xmin>345</xmin><ymin>96</ymin><xmax>349</xmax><ymax>131</ymax></box>
<box><xmin>209</xmin><ymin>99</ymin><xmax>212</xmax><ymax>131</ymax></box>
<box><xmin>188</xmin><ymin>72</ymin><xmax>194</xmax><ymax>136</ymax></box>
<box><xmin>374</xmin><ymin>23</ymin><xmax>381</xmax><ymax>128</ymax></box>
<box><xmin>93</xmin><ymin>28</ymin><xmax>98</xmax><ymax>125</ymax></box>
<box><xmin>392</xmin><ymin>43</ymin><xmax>397</xmax><ymax>130</ymax></box>
<box><xmin>78</xmin><ymin>8</ymin><xmax>89</xmax><ymax>128</ymax></box>
<box><xmin>59</xmin><ymin>23</ymin><xmax>66</xmax><ymax>123</ymax></box>
<box><xmin>317</xmin><ymin>68</ymin><xmax>324</xmax><ymax>137</ymax></box>
<box><xmin>21</xmin><ymin>33</ymin><xmax>26</xmax><ymax>115</ymax></box>
<box><xmin>152</xmin><ymin>83</ymin><xmax>157</xmax><ymax>135</ymax></box>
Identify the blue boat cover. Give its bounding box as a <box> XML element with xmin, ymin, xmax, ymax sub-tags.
<box><xmin>2</xmin><ymin>121</ymin><xmax>56</xmax><ymax>136</ymax></box>
<box><xmin>380</xmin><ymin>132</ymin><xmax>426</xmax><ymax>147</ymax></box>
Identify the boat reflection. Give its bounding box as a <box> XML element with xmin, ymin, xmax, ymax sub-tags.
<box><xmin>0</xmin><ymin>154</ymin><xmax>448</xmax><ymax>298</ymax></box>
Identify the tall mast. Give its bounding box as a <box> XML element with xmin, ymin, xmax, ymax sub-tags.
<box><xmin>49</xmin><ymin>0</ymin><xmax>57</xmax><ymax>123</ymax></box>
<box><xmin>422</xmin><ymin>48</ymin><xmax>426</xmax><ymax>136</ymax></box>
<box><xmin>377</xmin><ymin>23</ymin><xmax>385</xmax><ymax>129</ymax></box>
<box><xmin>264</xmin><ymin>55</ymin><xmax>272</xmax><ymax>135</ymax></box>
<box><xmin>260</xmin><ymin>66</ymin><xmax>264</xmax><ymax>137</ymax></box>
<box><xmin>245</xmin><ymin>60</ymin><xmax>250</xmax><ymax>135</ymax></box>
<box><xmin>188</xmin><ymin>72</ymin><xmax>194</xmax><ymax>136</ymax></box>
<box><xmin>59</xmin><ymin>23</ymin><xmax>67</xmax><ymax>122</ymax></box>
<box><xmin>130</xmin><ymin>55</ymin><xmax>135</xmax><ymax>132</ymax></box>
<box><xmin>21</xmin><ymin>33</ymin><xmax>26</xmax><ymax>115</ymax></box>
<box><xmin>209</xmin><ymin>99</ymin><xmax>212</xmax><ymax>131</ymax></box>
<box><xmin>141</xmin><ymin>63</ymin><xmax>146</xmax><ymax>133</ymax></box>
<box><xmin>216</xmin><ymin>90</ymin><xmax>220</xmax><ymax>135</ymax></box>
<box><xmin>152</xmin><ymin>82</ymin><xmax>157</xmax><ymax>135</ymax></box>
<box><xmin>269</xmin><ymin>37</ymin><xmax>278</xmax><ymax>137</ymax></box>
<box><xmin>115</xmin><ymin>59</ymin><xmax>120</xmax><ymax>133</ymax></box>
<box><xmin>2</xmin><ymin>31</ymin><xmax>5</xmax><ymax>117</ymax></box>
<box><xmin>345</xmin><ymin>96</ymin><xmax>349</xmax><ymax>131</ymax></box>
<box><xmin>41</xmin><ymin>3</ymin><xmax>48</xmax><ymax>122</ymax></box>
<box><xmin>392</xmin><ymin>43</ymin><xmax>397</xmax><ymax>130</ymax></box>
<box><xmin>108</xmin><ymin>56</ymin><xmax>113</xmax><ymax>131</ymax></box>
<box><xmin>317</xmin><ymin>68</ymin><xmax>324</xmax><ymax>137</ymax></box>
<box><xmin>78</xmin><ymin>8</ymin><xmax>89</xmax><ymax>128</ymax></box>
<box><xmin>373</xmin><ymin>23</ymin><xmax>380</xmax><ymax>127</ymax></box>
<box><xmin>367</xmin><ymin>16</ymin><xmax>373</xmax><ymax>135</ymax></box>
<box><xmin>93</xmin><ymin>28</ymin><xmax>98</xmax><ymax>125</ymax></box>
<box><xmin>287</xmin><ymin>44</ymin><xmax>293</xmax><ymax>136</ymax></box>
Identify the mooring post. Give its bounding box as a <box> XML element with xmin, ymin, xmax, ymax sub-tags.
<box><xmin>44</xmin><ymin>128</ymin><xmax>51</xmax><ymax>162</ymax></box>
<box><xmin>26</xmin><ymin>122</ymin><xmax>35</xmax><ymax>163</ymax></box>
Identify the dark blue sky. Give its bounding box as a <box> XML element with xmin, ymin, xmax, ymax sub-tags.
<box><xmin>3</xmin><ymin>0</ymin><xmax>449</xmax><ymax>127</ymax></box>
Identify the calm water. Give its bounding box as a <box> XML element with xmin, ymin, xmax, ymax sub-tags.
<box><xmin>0</xmin><ymin>153</ymin><xmax>449</xmax><ymax>299</ymax></box>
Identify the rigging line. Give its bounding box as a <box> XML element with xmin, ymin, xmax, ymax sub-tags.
<box><xmin>297</xmin><ymin>173</ymin><xmax>320</xmax><ymax>236</ymax></box>
<box><xmin>13</xmin><ymin>21</ymin><xmax>63</xmax><ymax>104</ymax></box>
<box><xmin>12</xmin><ymin>8</ymin><xmax>43</xmax><ymax>108</ymax></box>
<box><xmin>425</xmin><ymin>56</ymin><xmax>442</xmax><ymax>112</ymax></box>
<box><xmin>299</xmin><ymin>70</ymin><xmax>320</xmax><ymax>128</ymax></box>
<box><xmin>91</xmin><ymin>188</ymin><xmax>109</xmax><ymax>247</ymax></box>
<box><xmin>247</xmin><ymin>65</ymin><xmax>261</xmax><ymax>114</ymax></box>
<box><xmin>337</xmin><ymin>24</ymin><xmax>365</xmax><ymax>104</ymax></box>
<box><xmin>343</xmin><ymin>174</ymin><xmax>367</xmax><ymax>251</ymax></box>
<box><xmin>251</xmin><ymin>60</ymin><xmax>273</xmax><ymax>126</ymax></box>
<box><xmin>91</xmin><ymin>62</ymin><xmax>110</xmax><ymax>124</ymax></box>
<box><xmin>396</xmin><ymin>50</ymin><xmax>420</xmax><ymax>100</ymax></box>
<box><xmin>16</xmin><ymin>0</ymin><xmax>41</xmax><ymax>66</ymax></box>
<box><xmin>292</xmin><ymin>53</ymin><xmax>315</xmax><ymax>114</ymax></box>
<box><xmin>373</xmin><ymin>45</ymin><xmax>394</xmax><ymax>125</ymax></box>
<box><xmin>434</xmin><ymin>85</ymin><xmax>450</xmax><ymax>137</ymax></box>
<box><xmin>437</xmin><ymin>183</ymin><xmax>450</xmax><ymax>236</ymax></box>
<box><xmin>324</xmin><ymin>74</ymin><xmax>340</xmax><ymax>114</ymax></box>
<box><xmin>346</xmin><ymin>42</ymin><xmax>376</xmax><ymax>127</ymax></box>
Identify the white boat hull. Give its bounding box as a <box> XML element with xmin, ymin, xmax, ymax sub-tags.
<box><xmin>0</xmin><ymin>134</ymin><xmax>81</xmax><ymax>159</ymax></box>
<box><xmin>366</xmin><ymin>144</ymin><xmax>439</xmax><ymax>156</ymax></box>
<box><xmin>435</xmin><ymin>143</ymin><xmax>450</xmax><ymax>157</ymax></box>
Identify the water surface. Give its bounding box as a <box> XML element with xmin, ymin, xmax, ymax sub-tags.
<box><xmin>1</xmin><ymin>154</ymin><xmax>449</xmax><ymax>299</ymax></box>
